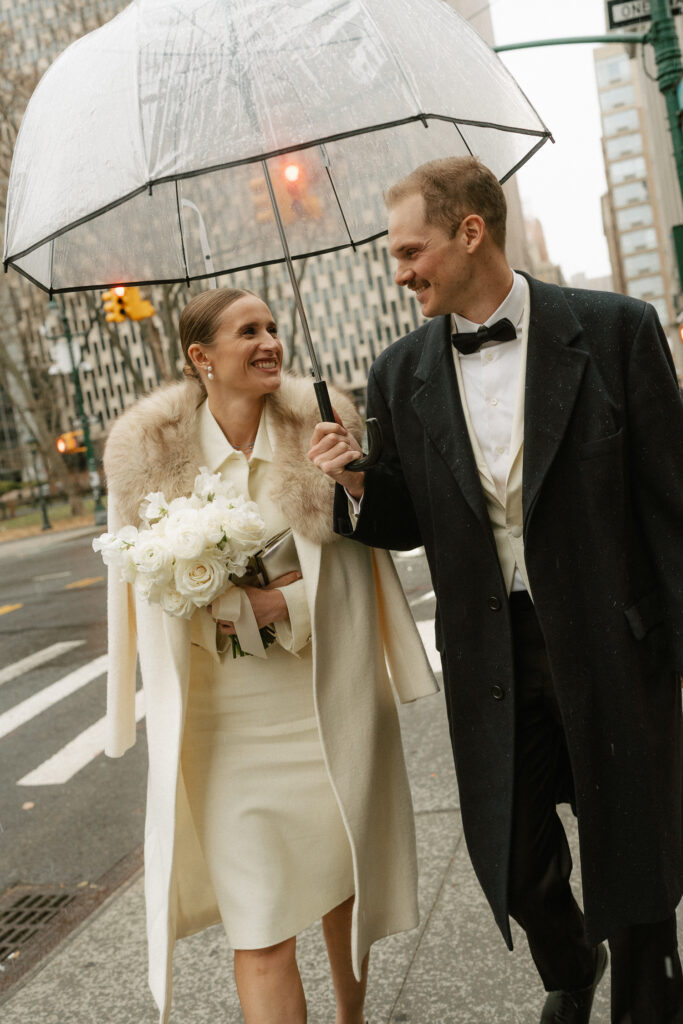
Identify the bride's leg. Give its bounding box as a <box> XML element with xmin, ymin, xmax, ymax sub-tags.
<box><xmin>322</xmin><ymin>896</ymin><xmax>368</xmax><ymax>1024</ymax></box>
<box><xmin>234</xmin><ymin>937</ymin><xmax>306</xmax><ymax>1023</ymax></box>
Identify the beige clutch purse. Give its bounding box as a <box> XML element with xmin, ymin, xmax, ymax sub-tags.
<box><xmin>245</xmin><ymin>528</ymin><xmax>301</xmax><ymax>587</ymax></box>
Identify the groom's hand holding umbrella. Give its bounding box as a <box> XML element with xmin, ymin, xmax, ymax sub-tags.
<box><xmin>308</xmin><ymin>416</ymin><xmax>365</xmax><ymax>501</ymax></box>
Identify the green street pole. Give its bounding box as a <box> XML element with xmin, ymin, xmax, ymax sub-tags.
<box><xmin>495</xmin><ymin>7</ymin><xmax>683</xmax><ymax>288</ymax></box>
<box><xmin>49</xmin><ymin>299</ymin><xmax>108</xmax><ymax>527</ymax></box>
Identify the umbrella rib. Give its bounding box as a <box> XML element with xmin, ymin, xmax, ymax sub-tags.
<box><xmin>175</xmin><ymin>181</ymin><xmax>191</xmax><ymax>285</ymax></box>
<box><xmin>499</xmin><ymin>135</ymin><xmax>551</xmax><ymax>185</ymax></box>
<box><xmin>324</xmin><ymin>163</ymin><xmax>356</xmax><ymax>251</ymax></box>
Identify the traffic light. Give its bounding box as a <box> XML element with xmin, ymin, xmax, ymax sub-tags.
<box><xmin>102</xmin><ymin>286</ymin><xmax>126</xmax><ymax>323</ymax></box>
<box><xmin>122</xmin><ymin>286</ymin><xmax>155</xmax><ymax>321</ymax></box>
<box><xmin>56</xmin><ymin>429</ymin><xmax>85</xmax><ymax>454</ymax></box>
<box><xmin>679</xmin><ymin>322</ymin><xmax>683</xmax><ymax>345</ymax></box>
<box><xmin>248</xmin><ymin>157</ymin><xmax>322</xmax><ymax>226</ymax></box>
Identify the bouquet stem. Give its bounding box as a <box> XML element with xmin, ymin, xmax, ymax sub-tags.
<box><xmin>230</xmin><ymin>624</ymin><xmax>276</xmax><ymax>658</ymax></box>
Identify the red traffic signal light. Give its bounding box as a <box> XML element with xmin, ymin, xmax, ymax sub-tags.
<box><xmin>248</xmin><ymin>157</ymin><xmax>322</xmax><ymax>226</ymax></box>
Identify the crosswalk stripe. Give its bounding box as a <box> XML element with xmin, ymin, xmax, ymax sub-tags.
<box><xmin>416</xmin><ymin>619</ymin><xmax>442</xmax><ymax>674</ymax></box>
<box><xmin>17</xmin><ymin>689</ymin><xmax>145</xmax><ymax>786</ymax></box>
<box><xmin>0</xmin><ymin>655</ymin><xmax>108</xmax><ymax>741</ymax></box>
<box><xmin>0</xmin><ymin>641</ymin><xmax>85</xmax><ymax>688</ymax></box>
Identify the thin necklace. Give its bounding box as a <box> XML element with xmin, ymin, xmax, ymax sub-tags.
<box><xmin>230</xmin><ymin>438</ymin><xmax>256</xmax><ymax>451</ymax></box>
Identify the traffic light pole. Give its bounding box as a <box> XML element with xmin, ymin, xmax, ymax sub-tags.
<box><xmin>48</xmin><ymin>299</ymin><xmax>108</xmax><ymax>527</ymax></box>
<box><xmin>495</xmin><ymin>7</ymin><xmax>683</xmax><ymax>286</ymax></box>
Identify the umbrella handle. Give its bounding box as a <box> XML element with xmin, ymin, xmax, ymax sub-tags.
<box><xmin>313</xmin><ymin>380</ymin><xmax>382</xmax><ymax>472</ymax></box>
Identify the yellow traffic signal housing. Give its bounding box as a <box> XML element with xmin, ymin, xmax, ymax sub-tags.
<box><xmin>56</xmin><ymin>429</ymin><xmax>85</xmax><ymax>454</ymax></box>
<box><xmin>249</xmin><ymin>175</ymin><xmax>274</xmax><ymax>224</ymax></box>
<box><xmin>122</xmin><ymin>286</ymin><xmax>155</xmax><ymax>321</ymax></box>
<box><xmin>102</xmin><ymin>287</ymin><xmax>126</xmax><ymax>323</ymax></box>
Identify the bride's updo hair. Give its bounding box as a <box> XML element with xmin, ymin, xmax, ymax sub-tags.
<box><xmin>179</xmin><ymin>287</ymin><xmax>254</xmax><ymax>389</ymax></box>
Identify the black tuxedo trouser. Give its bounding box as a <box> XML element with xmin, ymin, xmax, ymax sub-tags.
<box><xmin>507</xmin><ymin>590</ymin><xmax>683</xmax><ymax>1022</ymax></box>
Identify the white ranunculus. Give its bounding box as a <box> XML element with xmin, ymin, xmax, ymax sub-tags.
<box><xmin>134</xmin><ymin>532</ymin><xmax>174</xmax><ymax>582</ymax></box>
<box><xmin>192</xmin><ymin>468</ymin><xmax>231</xmax><ymax>502</ymax></box>
<box><xmin>174</xmin><ymin>552</ymin><xmax>229</xmax><ymax>606</ymax></box>
<box><xmin>164</xmin><ymin>508</ymin><xmax>207</xmax><ymax>559</ymax></box>
<box><xmin>92</xmin><ymin>532</ymin><xmax>122</xmax><ymax>566</ymax></box>
<box><xmin>158</xmin><ymin>586</ymin><xmax>195</xmax><ymax>619</ymax></box>
<box><xmin>223</xmin><ymin>504</ymin><xmax>266</xmax><ymax>553</ymax></box>
<box><xmin>139</xmin><ymin>491</ymin><xmax>168</xmax><ymax>523</ymax></box>
<box><xmin>117</xmin><ymin>545</ymin><xmax>139</xmax><ymax>584</ymax></box>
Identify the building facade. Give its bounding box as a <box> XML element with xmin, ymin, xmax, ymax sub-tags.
<box><xmin>594</xmin><ymin>38</ymin><xmax>683</xmax><ymax>377</ymax></box>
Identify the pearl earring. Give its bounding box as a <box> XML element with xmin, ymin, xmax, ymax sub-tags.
<box><xmin>207</xmin><ymin>366</ymin><xmax>214</xmax><ymax>381</ymax></box>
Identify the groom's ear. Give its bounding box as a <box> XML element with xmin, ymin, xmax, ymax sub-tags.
<box><xmin>460</xmin><ymin>214</ymin><xmax>485</xmax><ymax>253</ymax></box>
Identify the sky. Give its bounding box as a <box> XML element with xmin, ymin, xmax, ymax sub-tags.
<box><xmin>483</xmin><ymin>0</ymin><xmax>615</xmax><ymax>282</ymax></box>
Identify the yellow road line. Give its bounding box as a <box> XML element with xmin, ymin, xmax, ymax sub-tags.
<box><xmin>64</xmin><ymin>576</ymin><xmax>104</xmax><ymax>590</ymax></box>
<box><xmin>0</xmin><ymin>604</ymin><xmax>23</xmax><ymax>616</ymax></box>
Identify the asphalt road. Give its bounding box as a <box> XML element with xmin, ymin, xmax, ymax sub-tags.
<box><xmin>0</xmin><ymin>528</ymin><xmax>147</xmax><ymax>895</ymax></box>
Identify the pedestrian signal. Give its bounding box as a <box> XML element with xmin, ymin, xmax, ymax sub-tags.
<box><xmin>122</xmin><ymin>286</ymin><xmax>155</xmax><ymax>321</ymax></box>
<box><xmin>56</xmin><ymin>429</ymin><xmax>86</xmax><ymax>454</ymax></box>
<box><xmin>102</xmin><ymin>286</ymin><xmax>126</xmax><ymax>323</ymax></box>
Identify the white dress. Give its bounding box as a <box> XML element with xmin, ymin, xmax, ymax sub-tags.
<box><xmin>180</xmin><ymin>400</ymin><xmax>354</xmax><ymax>950</ymax></box>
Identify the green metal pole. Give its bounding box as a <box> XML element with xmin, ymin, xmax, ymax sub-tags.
<box><xmin>50</xmin><ymin>299</ymin><xmax>107</xmax><ymax>526</ymax></box>
<box><xmin>649</xmin><ymin>0</ymin><xmax>683</xmax><ymax>286</ymax></box>
<box><xmin>494</xmin><ymin>34</ymin><xmax>648</xmax><ymax>53</ymax></box>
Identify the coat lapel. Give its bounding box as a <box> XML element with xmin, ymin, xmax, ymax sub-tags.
<box><xmin>411</xmin><ymin>316</ymin><xmax>490</xmax><ymax>526</ymax></box>
<box><xmin>521</xmin><ymin>275</ymin><xmax>588</xmax><ymax>526</ymax></box>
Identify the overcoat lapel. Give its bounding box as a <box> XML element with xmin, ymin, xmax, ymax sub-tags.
<box><xmin>411</xmin><ymin>316</ymin><xmax>490</xmax><ymax>526</ymax></box>
<box><xmin>522</xmin><ymin>276</ymin><xmax>588</xmax><ymax>527</ymax></box>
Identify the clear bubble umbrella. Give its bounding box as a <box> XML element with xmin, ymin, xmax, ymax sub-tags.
<box><xmin>3</xmin><ymin>0</ymin><xmax>551</xmax><ymax>465</ymax></box>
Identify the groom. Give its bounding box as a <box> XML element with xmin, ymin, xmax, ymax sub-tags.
<box><xmin>309</xmin><ymin>156</ymin><xmax>683</xmax><ymax>1022</ymax></box>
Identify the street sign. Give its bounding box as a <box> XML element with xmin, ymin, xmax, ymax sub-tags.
<box><xmin>608</xmin><ymin>0</ymin><xmax>682</xmax><ymax>28</ymax></box>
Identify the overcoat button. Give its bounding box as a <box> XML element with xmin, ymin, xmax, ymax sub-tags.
<box><xmin>491</xmin><ymin>685</ymin><xmax>505</xmax><ymax>701</ymax></box>
<box><xmin>488</xmin><ymin>596</ymin><xmax>502</xmax><ymax>611</ymax></box>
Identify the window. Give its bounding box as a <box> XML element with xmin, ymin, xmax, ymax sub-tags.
<box><xmin>603</xmin><ymin>108</ymin><xmax>639</xmax><ymax>137</ymax></box>
<box><xmin>596</xmin><ymin>54</ymin><xmax>631</xmax><ymax>89</ymax></box>
<box><xmin>606</xmin><ymin>132</ymin><xmax>642</xmax><ymax>161</ymax></box>
<box><xmin>626</xmin><ymin>275</ymin><xmax>664</xmax><ymax>300</ymax></box>
<box><xmin>616</xmin><ymin>203</ymin><xmax>654</xmax><ymax>231</ymax></box>
<box><xmin>600</xmin><ymin>84</ymin><xmax>635</xmax><ymax>113</ymax></box>
<box><xmin>610</xmin><ymin>156</ymin><xmax>646</xmax><ymax>185</ymax></box>
<box><xmin>624</xmin><ymin>251</ymin><xmax>661</xmax><ymax>278</ymax></box>
<box><xmin>621</xmin><ymin>227</ymin><xmax>657</xmax><ymax>255</ymax></box>
<box><xmin>613</xmin><ymin>180</ymin><xmax>648</xmax><ymax>207</ymax></box>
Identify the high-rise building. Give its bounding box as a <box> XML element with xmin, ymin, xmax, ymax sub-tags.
<box><xmin>594</xmin><ymin>37</ymin><xmax>683</xmax><ymax>378</ymax></box>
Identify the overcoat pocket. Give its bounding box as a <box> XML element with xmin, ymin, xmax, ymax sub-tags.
<box><xmin>624</xmin><ymin>588</ymin><xmax>665</xmax><ymax>640</ymax></box>
<box><xmin>579</xmin><ymin>427</ymin><xmax>623</xmax><ymax>460</ymax></box>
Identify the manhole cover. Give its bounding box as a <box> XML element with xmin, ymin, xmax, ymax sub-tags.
<box><xmin>0</xmin><ymin>887</ymin><xmax>76</xmax><ymax>962</ymax></box>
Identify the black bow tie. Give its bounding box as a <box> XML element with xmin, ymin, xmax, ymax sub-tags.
<box><xmin>452</xmin><ymin>317</ymin><xmax>517</xmax><ymax>356</ymax></box>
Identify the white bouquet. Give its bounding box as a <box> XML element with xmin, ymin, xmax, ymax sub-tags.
<box><xmin>93</xmin><ymin>468</ymin><xmax>267</xmax><ymax>632</ymax></box>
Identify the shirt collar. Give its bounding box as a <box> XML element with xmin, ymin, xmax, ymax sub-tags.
<box><xmin>451</xmin><ymin>270</ymin><xmax>526</xmax><ymax>339</ymax></box>
<box><xmin>198</xmin><ymin>398</ymin><xmax>273</xmax><ymax>473</ymax></box>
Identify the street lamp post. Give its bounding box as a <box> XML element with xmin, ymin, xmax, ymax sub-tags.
<box><xmin>27</xmin><ymin>436</ymin><xmax>52</xmax><ymax>531</ymax></box>
<box><xmin>47</xmin><ymin>299</ymin><xmax>107</xmax><ymax>527</ymax></box>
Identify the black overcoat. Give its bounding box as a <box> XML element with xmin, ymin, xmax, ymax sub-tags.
<box><xmin>334</xmin><ymin>274</ymin><xmax>683</xmax><ymax>947</ymax></box>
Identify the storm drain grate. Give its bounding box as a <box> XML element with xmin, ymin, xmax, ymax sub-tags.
<box><xmin>0</xmin><ymin>889</ymin><xmax>75</xmax><ymax>961</ymax></box>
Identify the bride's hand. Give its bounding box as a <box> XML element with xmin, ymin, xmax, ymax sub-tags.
<box><xmin>213</xmin><ymin>571</ymin><xmax>302</xmax><ymax>633</ymax></box>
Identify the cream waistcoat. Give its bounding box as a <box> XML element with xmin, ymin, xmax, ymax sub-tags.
<box><xmin>452</xmin><ymin>278</ymin><xmax>532</xmax><ymax>596</ymax></box>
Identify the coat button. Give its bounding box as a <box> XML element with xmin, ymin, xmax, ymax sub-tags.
<box><xmin>491</xmin><ymin>685</ymin><xmax>505</xmax><ymax>701</ymax></box>
<box><xmin>488</xmin><ymin>596</ymin><xmax>502</xmax><ymax>611</ymax></box>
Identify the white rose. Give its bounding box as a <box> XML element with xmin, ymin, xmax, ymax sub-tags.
<box><xmin>174</xmin><ymin>551</ymin><xmax>229</xmax><ymax>606</ymax></box>
<box><xmin>159</xmin><ymin>586</ymin><xmax>195</xmax><ymax>619</ymax></box>
<box><xmin>134</xmin><ymin>532</ymin><xmax>174</xmax><ymax>583</ymax></box>
<box><xmin>223</xmin><ymin>504</ymin><xmax>265</xmax><ymax>554</ymax></box>
<box><xmin>164</xmin><ymin>508</ymin><xmax>207</xmax><ymax>559</ymax></box>
<box><xmin>139</xmin><ymin>491</ymin><xmax>168</xmax><ymax>523</ymax></box>
<box><xmin>198</xmin><ymin>503</ymin><xmax>227</xmax><ymax>546</ymax></box>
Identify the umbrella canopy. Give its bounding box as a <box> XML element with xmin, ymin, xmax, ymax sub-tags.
<box><xmin>4</xmin><ymin>0</ymin><xmax>551</xmax><ymax>295</ymax></box>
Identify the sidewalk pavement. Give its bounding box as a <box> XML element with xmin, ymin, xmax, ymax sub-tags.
<box><xmin>1</xmin><ymin>670</ymin><xmax>632</xmax><ymax>1024</ymax></box>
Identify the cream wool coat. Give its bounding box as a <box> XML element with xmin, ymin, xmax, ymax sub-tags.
<box><xmin>103</xmin><ymin>374</ymin><xmax>438</xmax><ymax>1023</ymax></box>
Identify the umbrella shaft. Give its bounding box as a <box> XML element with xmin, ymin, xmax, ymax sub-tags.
<box><xmin>261</xmin><ymin>160</ymin><xmax>322</xmax><ymax>383</ymax></box>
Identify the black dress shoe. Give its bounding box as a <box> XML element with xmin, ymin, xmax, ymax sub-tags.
<box><xmin>540</xmin><ymin>943</ymin><xmax>608</xmax><ymax>1023</ymax></box>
